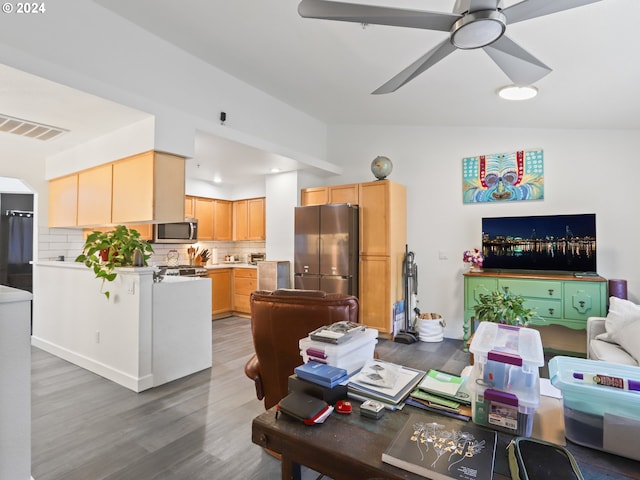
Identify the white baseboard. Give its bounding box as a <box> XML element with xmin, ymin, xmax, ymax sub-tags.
<box><xmin>31</xmin><ymin>336</ymin><xmax>153</xmax><ymax>392</ymax></box>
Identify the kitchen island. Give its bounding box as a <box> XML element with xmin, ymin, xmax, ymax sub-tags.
<box><xmin>32</xmin><ymin>261</ymin><xmax>212</xmax><ymax>392</ymax></box>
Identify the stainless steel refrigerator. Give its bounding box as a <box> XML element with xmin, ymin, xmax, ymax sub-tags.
<box><xmin>294</xmin><ymin>204</ymin><xmax>358</xmax><ymax>295</ymax></box>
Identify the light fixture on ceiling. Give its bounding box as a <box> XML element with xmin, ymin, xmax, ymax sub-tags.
<box><xmin>450</xmin><ymin>11</ymin><xmax>506</xmax><ymax>49</ymax></box>
<box><xmin>270</xmin><ymin>168</ymin><xmax>281</xmax><ymax>173</ymax></box>
<box><xmin>213</xmin><ymin>176</ymin><xmax>222</xmax><ymax>183</ymax></box>
<box><xmin>498</xmin><ymin>85</ymin><xmax>538</xmax><ymax>101</ymax></box>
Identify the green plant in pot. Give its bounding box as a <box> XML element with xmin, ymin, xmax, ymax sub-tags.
<box><xmin>472</xmin><ymin>287</ymin><xmax>542</xmax><ymax>327</ymax></box>
<box><xmin>76</xmin><ymin>225</ymin><xmax>154</xmax><ymax>299</ymax></box>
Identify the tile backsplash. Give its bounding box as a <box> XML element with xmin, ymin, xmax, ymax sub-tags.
<box><xmin>37</xmin><ymin>227</ymin><xmax>265</xmax><ymax>266</ymax></box>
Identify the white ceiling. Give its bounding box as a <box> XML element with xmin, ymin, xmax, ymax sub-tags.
<box><xmin>2</xmin><ymin>0</ymin><xmax>639</xmax><ymax>187</ymax></box>
<box><xmin>93</xmin><ymin>0</ymin><xmax>640</xmax><ymax>128</ymax></box>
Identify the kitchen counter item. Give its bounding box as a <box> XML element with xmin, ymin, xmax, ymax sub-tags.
<box><xmin>257</xmin><ymin>261</ymin><xmax>290</xmax><ymax>290</ymax></box>
<box><xmin>167</xmin><ymin>250</ymin><xmax>179</xmax><ymax>267</ymax></box>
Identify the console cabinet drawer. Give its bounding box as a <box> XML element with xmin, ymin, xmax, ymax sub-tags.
<box><xmin>499</xmin><ymin>279</ymin><xmax>562</xmax><ymax>299</ymax></box>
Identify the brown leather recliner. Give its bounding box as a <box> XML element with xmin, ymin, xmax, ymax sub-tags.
<box><xmin>244</xmin><ymin>289</ymin><xmax>359</xmax><ymax>410</ymax></box>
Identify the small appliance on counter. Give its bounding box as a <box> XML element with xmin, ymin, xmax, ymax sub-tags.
<box><xmin>249</xmin><ymin>252</ymin><xmax>266</xmax><ymax>265</ymax></box>
<box><xmin>257</xmin><ymin>261</ymin><xmax>290</xmax><ymax>290</ymax></box>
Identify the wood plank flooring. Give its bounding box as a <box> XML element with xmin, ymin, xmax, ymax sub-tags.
<box><xmin>31</xmin><ymin>317</ymin><xmax>468</xmax><ymax>479</ymax></box>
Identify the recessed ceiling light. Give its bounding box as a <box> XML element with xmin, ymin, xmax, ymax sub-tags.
<box><xmin>213</xmin><ymin>176</ymin><xmax>222</xmax><ymax>183</ymax></box>
<box><xmin>498</xmin><ymin>85</ymin><xmax>538</xmax><ymax>101</ymax></box>
<box><xmin>270</xmin><ymin>168</ymin><xmax>281</xmax><ymax>173</ymax></box>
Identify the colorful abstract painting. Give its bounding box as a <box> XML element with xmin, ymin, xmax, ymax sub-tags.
<box><xmin>462</xmin><ymin>149</ymin><xmax>544</xmax><ymax>203</ymax></box>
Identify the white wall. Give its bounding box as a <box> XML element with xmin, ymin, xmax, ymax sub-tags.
<box><xmin>0</xmin><ymin>0</ymin><xmax>328</xmax><ymax>165</ymax></box>
<box><xmin>327</xmin><ymin>125</ymin><xmax>640</xmax><ymax>338</ymax></box>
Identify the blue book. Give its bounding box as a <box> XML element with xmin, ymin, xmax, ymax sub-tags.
<box><xmin>295</xmin><ymin>362</ymin><xmax>348</xmax><ymax>387</ymax></box>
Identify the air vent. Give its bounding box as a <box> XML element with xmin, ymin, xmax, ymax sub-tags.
<box><xmin>0</xmin><ymin>113</ymin><xmax>68</xmax><ymax>141</ymax></box>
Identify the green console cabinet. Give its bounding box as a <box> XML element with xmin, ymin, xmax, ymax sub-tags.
<box><xmin>463</xmin><ymin>272</ymin><xmax>607</xmax><ymax>354</ymax></box>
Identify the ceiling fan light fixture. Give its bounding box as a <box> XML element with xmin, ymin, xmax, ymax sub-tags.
<box><xmin>498</xmin><ymin>85</ymin><xmax>538</xmax><ymax>101</ymax></box>
<box><xmin>450</xmin><ymin>10</ymin><xmax>506</xmax><ymax>49</ymax></box>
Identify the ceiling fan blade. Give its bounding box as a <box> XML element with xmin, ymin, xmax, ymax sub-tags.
<box><xmin>372</xmin><ymin>39</ymin><xmax>457</xmax><ymax>95</ymax></box>
<box><xmin>503</xmin><ymin>0</ymin><xmax>602</xmax><ymax>25</ymax></box>
<box><xmin>298</xmin><ymin>0</ymin><xmax>459</xmax><ymax>32</ymax></box>
<box><xmin>484</xmin><ymin>35</ymin><xmax>552</xmax><ymax>84</ymax></box>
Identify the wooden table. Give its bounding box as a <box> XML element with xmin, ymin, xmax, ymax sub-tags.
<box><xmin>252</xmin><ymin>404</ymin><xmax>640</xmax><ymax>480</ymax></box>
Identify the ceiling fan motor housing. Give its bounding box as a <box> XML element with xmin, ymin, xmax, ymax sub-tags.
<box><xmin>450</xmin><ymin>10</ymin><xmax>506</xmax><ymax>49</ymax></box>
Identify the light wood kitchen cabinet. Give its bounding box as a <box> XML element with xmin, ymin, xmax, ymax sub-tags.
<box><xmin>48</xmin><ymin>173</ymin><xmax>78</xmax><ymax>227</ymax></box>
<box><xmin>329</xmin><ymin>183</ymin><xmax>359</xmax><ymax>205</ymax></box>
<box><xmin>77</xmin><ymin>163</ymin><xmax>113</xmax><ymax>226</ymax></box>
<box><xmin>112</xmin><ymin>151</ymin><xmax>185</xmax><ymax>224</ymax></box>
<box><xmin>233</xmin><ymin>268</ymin><xmax>257</xmax><ymax>315</ymax></box>
<box><xmin>359</xmin><ymin>180</ymin><xmax>406</xmax><ymax>256</ymax></box>
<box><xmin>300</xmin><ymin>187</ymin><xmax>328</xmax><ymax>206</ymax></box>
<box><xmin>213</xmin><ymin>199</ymin><xmax>233</xmax><ymax>241</ymax></box>
<box><xmin>82</xmin><ymin>224</ymin><xmax>153</xmax><ymax>241</ymax></box>
<box><xmin>194</xmin><ymin>197</ymin><xmax>214</xmax><ymax>240</ymax></box>
<box><xmin>358</xmin><ymin>180</ymin><xmax>406</xmax><ymax>335</ymax></box>
<box><xmin>184</xmin><ymin>195</ymin><xmax>195</xmax><ymax>219</ymax></box>
<box><xmin>209</xmin><ymin>268</ymin><xmax>232</xmax><ymax>318</ymax></box>
<box><xmin>233</xmin><ymin>197</ymin><xmax>265</xmax><ymax>240</ymax></box>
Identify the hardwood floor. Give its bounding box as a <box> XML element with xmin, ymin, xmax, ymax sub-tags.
<box><xmin>31</xmin><ymin>317</ymin><xmax>468</xmax><ymax>479</ymax></box>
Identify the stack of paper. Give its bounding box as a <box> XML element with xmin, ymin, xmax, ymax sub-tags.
<box><xmin>405</xmin><ymin>369</ymin><xmax>472</xmax><ymax>421</ymax></box>
<box><xmin>347</xmin><ymin>359</ymin><xmax>426</xmax><ymax>410</ymax></box>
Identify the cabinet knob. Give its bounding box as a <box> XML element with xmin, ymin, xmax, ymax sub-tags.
<box><xmin>548</xmin><ymin>289</ymin><xmax>554</xmax><ymax>296</ymax></box>
<box><xmin>579</xmin><ymin>300</ymin><xmax>585</xmax><ymax>308</ymax></box>
<box><xmin>548</xmin><ymin>308</ymin><xmax>554</xmax><ymax>315</ymax></box>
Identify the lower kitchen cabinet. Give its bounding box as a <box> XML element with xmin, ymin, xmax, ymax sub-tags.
<box><xmin>209</xmin><ymin>268</ymin><xmax>232</xmax><ymax>318</ymax></box>
<box><xmin>233</xmin><ymin>268</ymin><xmax>257</xmax><ymax>315</ymax></box>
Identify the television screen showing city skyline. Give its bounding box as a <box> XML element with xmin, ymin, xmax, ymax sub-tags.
<box><xmin>481</xmin><ymin>213</ymin><xmax>596</xmax><ymax>273</ymax></box>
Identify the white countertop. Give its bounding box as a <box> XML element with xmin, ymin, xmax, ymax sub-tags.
<box><xmin>205</xmin><ymin>263</ymin><xmax>257</xmax><ymax>270</ymax></box>
<box><xmin>0</xmin><ymin>285</ymin><xmax>32</xmax><ymax>303</ymax></box>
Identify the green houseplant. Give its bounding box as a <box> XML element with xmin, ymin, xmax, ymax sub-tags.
<box><xmin>76</xmin><ymin>225</ymin><xmax>154</xmax><ymax>299</ymax></box>
<box><xmin>472</xmin><ymin>287</ymin><xmax>542</xmax><ymax>327</ymax></box>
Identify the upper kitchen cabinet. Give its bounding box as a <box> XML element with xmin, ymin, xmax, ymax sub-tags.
<box><xmin>77</xmin><ymin>163</ymin><xmax>112</xmax><ymax>226</ymax></box>
<box><xmin>49</xmin><ymin>150</ymin><xmax>185</xmax><ymax>228</ymax></box>
<box><xmin>184</xmin><ymin>195</ymin><xmax>196</xmax><ymax>219</ymax></box>
<box><xmin>328</xmin><ymin>184</ymin><xmax>359</xmax><ymax>205</ymax></box>
<box><xmin>48</xmin><ymin>173</ymin><xmax>78</xmax><ymax>227</ymax></box>
<box><xmin>300</xmin><ymin>187</ymin><xmax>328</xmax><ymax>206</ymax></box>
<box><xmin>214</xmin><ymin>199</ymin><xmax>232</xmax><ymax>241</ymax></box>
<box><xmin>194</xmin><ymin>197</ymin><xmax>214</xmax><ymax>240</ymax></box>
<box><xmin>233</xmin><ymin>197</ymin><xmax>265</xmax><ymax>241</ymax></box>
<box><xmin>300</xmin><ymin>184</ymin><xmax>358</xmax><ymax>206</ymax></box>
<box><xmin>112</xmin><ymin>151</ymin><xmax>185</xmax><ymax>224</ymax></box>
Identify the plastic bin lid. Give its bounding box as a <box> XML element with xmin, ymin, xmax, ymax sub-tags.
<box><xmin>469</xmin><ymin>322</ymin><xmax>544</xmax><ymax>367</ymax></box>
<box><xmin>549</xmin><ymin>356</ymin><xmax>640</xmax><ymax>394</ymax></box>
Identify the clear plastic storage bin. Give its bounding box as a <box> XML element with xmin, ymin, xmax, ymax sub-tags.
<box><xmin>469</xmin><ymin>365</ymin><xmax>540</xmax><ymax>437</ymax></box>
<box><xmin>470</xmin><ymin>322</ymin><xmax>544</xmax><ymax>392</ymax></box>
<box><xmin>549</xmin><ymin>356</ymin><xmax>640</xmax><ymax>461</ymax></box>
<box><xmin>299</xmin><ymin>328</ymin><xmax>378</xmax><ymax>375</ymax></box>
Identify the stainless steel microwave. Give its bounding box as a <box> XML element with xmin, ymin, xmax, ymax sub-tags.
<box><xmin>153</xmin><ymin>219</ymin><xmax>198</xmax><ymax>244</ymax></box>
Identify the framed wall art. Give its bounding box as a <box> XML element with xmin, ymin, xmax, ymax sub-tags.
<box><xmin>462</xmin><ymin>148</ymin><xmax>544</xmax><ymax>204</ymax></box>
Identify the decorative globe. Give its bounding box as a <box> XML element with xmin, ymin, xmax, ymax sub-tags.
<box><xmin>371</xmin><ymin>156</ymin><xmax>393</xmax><ymax>180</ymax></box>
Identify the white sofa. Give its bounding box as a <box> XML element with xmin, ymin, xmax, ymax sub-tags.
<box><xmin>586</xmin><ymin>297</ymin><xmax>640</xmax><ymax>366</ymax></box>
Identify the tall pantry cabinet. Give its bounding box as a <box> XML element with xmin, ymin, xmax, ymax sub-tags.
<box><xmin>358</xmin><ymin>180</ymin><xmax>406</xmax><ymax>334</ymax></box>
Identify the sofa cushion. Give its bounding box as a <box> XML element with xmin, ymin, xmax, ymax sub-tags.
<box><xmin>590</xmin><ymin>339</ymin><xmax>639</xmax><ymax>366</ymax></box>
<box><xmin>595</xmin><ymin>297</ymin><xmax>640</xmax><ymax>363</ymax></box>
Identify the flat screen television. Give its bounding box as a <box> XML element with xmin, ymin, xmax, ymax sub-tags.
<box><xmin>481</xmin><ymin>213</ymin><xmax>597</xmax><ymax>274</ymax></box>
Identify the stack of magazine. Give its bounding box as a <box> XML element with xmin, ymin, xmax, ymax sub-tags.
<box><xmin>347</xmin><ymin>359</ymin><xmax>426</xmax><ymax>410</ymax></box>
<box><xmin>406</xmin><ymin>369</ymin><xmax>472</xmax><ymax>421</ymax></box>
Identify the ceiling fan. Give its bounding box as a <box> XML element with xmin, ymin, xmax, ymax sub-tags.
<box><xmin>298</xmin><ymin>0</ymin><xmax>602</xmax><ymax>94</ymax></box>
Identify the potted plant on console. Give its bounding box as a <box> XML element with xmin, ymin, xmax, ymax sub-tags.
<box><xmin>76</xmin><ymin>225</ymin><xmax>154</xmax><ymax>299</ymax></box>
<box><xmin>473</xmin><ymin>287</ymin><xmax>541</xmax><ymax>327</ymax></box>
